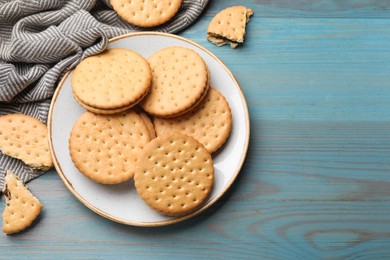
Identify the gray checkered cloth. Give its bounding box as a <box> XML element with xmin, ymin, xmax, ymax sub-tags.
<box><xmin>0</xmin><ymin>0</ymin><xmax>209</xmax><ymax>189</ymax></box>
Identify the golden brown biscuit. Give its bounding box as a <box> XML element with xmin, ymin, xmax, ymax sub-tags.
<box><xmin>72</xmin><ymin>48</ymin><xmax>151</xmax><ymax>110</ymax></box>
<box><xmin>207</xmin><ymin>6</ymin><xmax>253</xmax><ymax>48</ymax></box>
<box><xmin>68</xmin><ymin>110</ymin><xmax>150</xmax><ymax>184</ymax></box>
<box><xmin>2</xmin><ymin>170</ymin><xmax>43</xmax><ymax>234</ymax></box>
<box><xmin>140</xmin><ymin>46</ymin><xmax>210</xmax><ymax>118</ymax></box>
<box><xmin>154</xmin><ymin>87</ymin><xmax>232</xmax><ymax>153</ymax></box>
<box><xmin>134</xmin><ymin>133</ymin><xmax>214</xmax><ymax>216</ymax></box>
<box><xmin>0</xmin><ymin>114</ymin><xmax>52</xmax><ymax>171</ymax></box>
<box><xmin>110</xmin><ymin>0</ymin><xmax>182</xmax><ymax>27</ymax></box>
<box><xmin>138</xmin><ymin>111</ymin><xmax>156</xmax><ymax>139</ymax></box>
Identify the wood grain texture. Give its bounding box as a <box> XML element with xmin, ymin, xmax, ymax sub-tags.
<box><xmin>235</xmin><ymin>0</ymin><xmax>390</xmax><ymax>18</ymax></box>
<box><xmin>2</xmin><ymin>0</ymin><xmax>390</xmax><ymax>259</ymax></box>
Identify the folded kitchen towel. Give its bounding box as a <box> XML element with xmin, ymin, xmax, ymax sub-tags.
<box><xmin>0</xmin><ymin>0</ymin><xmax>209</xmax><ymax>189</ymax></box>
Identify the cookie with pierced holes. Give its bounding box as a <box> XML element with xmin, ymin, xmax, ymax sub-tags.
<box><xmin>0</xmin><ymin>114</ymin><xmax>52</xmax><ymax>171</ymax></box>
<box><xmin>154</xmin><ymin>87</ymin><xmax>232</xmax><ymax>154</ymax></box>
<box><xmin>69</xmin><ymin>110</ymin><xmax>150</xmax><ymax>184</ymax></box>
<box><xmin>140</xmin><ymin>46</ymin><xmax>210</xmax><ymax>118</ymax></box>
<box><xmin>207</xmin><ymin>6</ymin><xmax>253</xmax><ymax>48</ymax></box>
<box><xmin>72</xmin><ymin>48</ymin><xmax>151</xmax><ymax>111</ymax></box>
<box><xmin>110</xmin><ymin>0</ymin><xmax>182</xmax><ymax>28</ymax></box>
<box><xmin>2</xmin><ymin>170</ymin><xmax>43</xmax><ymax>234</ymax></box>
<box><xmin>134</xmin><ymin>133</ymin><xmax>214</xmax><ymax>216</ymax></box>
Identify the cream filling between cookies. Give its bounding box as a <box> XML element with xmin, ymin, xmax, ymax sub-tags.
<box><xmin>207</xmin><ymin>35</ymin><xmax>239</xmax><ymax>48</ymax></box>
<box><xmin>0</xmin><ymin>150</ymin><xmax>52</xmax><ymax>173</ymax></box>
<box><xmin>29</xmin><ymin>164</ymin><xmax>52</xmax><ymax>172</ymax></box>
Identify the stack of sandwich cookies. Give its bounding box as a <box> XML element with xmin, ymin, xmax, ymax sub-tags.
<box><xmin>72</xmin><ymin>48</ymin><xmax>152</xmax><ymax>114</ymax></box>
<box><xmin>68</xmin><ymin>45</ymin><xmax>234</xmax><ymax>217</ymax></box>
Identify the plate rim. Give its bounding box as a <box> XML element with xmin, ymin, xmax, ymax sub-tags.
<box><xmin>48</xmin><ymin>32</ymin><xmax>250</xmax><ymax>227</ymax></box>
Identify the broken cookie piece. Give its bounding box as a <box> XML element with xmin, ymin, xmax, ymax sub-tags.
<box><xmin>207</xmin><ymin>6</ymin><xmax>253</xmax><ymax>48</ymax></box>
<box><xmin>0</xmin><ymin>114</ymin><xmax>53</xmax><ymax>172</ymax></box>
<box><xmin>2</xmin><ymin>170</ymin><xmax>43</xmax><ymax>234</ymax></box>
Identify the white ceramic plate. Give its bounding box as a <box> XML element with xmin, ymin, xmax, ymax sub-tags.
<box><xmin>48</xmin><ymin>32</ymin><xmax>250</xmax><ymax>226</ymax></box>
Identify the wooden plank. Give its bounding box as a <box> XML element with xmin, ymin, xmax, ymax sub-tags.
<box><xmin>1</xmin><ymin>174</ymin><xmax>390</xmax><ymax>259</ymax></box>
<box><xmin>183</xmin><ymin>17</ymin><xmax>390</xmax><ymax>122</ymax></box>
<box><xmin>207</xmin><ymin>0</ymin><xmax>390</xmax><ymax>18</ymax></box>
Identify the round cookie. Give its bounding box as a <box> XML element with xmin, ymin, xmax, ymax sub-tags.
<box><xmin>69</xmin><ymin>110</ymin><xmax>150</xmax><ymax>184</ymax></box>
<box><xmin>134</xmin><ymin>133</ymin><xmax>214</xmax><ymax>216</ymax></box>
<box><xmin>110</xmin><ymin>0</ymin><xmax>182</xmax><ymax>28</ymax></box>
<box><xmin>140</xmin><ymin>46</ymin><xmax>210</xmax><ymax>118</ymax></box>
<box><xmin>72</xmin><ymin>48</ymin><xmax>151</xmax><ymax>110</ymax></box>
<box><xmin>0</xmin><ymin>114</ymin><xmax>52</xmax><ymax>171</ymax></box>
<box><xmin>154</xmin><ymin>88</ymin><xmax>232</xmax><ymax>154</ymax></box>
<box><xmin>132</xmin><ymin>106</ymin><xmax>156</xmax><ymax>139</ymax></box>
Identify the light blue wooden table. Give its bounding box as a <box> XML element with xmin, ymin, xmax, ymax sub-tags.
<box><xmin>2</xmin><ymin>0</ymin><xmax>390</xmax><ymax>259</ymax></box>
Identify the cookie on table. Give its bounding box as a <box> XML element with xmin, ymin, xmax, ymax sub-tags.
<box><xmin>207</xmin><ymin>6</ymin><xmax>253</xmax><ymax>48</ymax></box>
<box><xmin>110</xmin><ymin>0</ymin><xmax>182</xmax><ymax>28</ymax></box>
<box><xmin>72</xmin><ymin>48</ymin><xmax>151</xmax><ymax>110</ymax></box>
<box><xmin>2</xmin><ymin>170</ymin><xmax>43</xmax><ymax>235</ymax></box>
<box><xmin>154</xmin><ymin>87</ymin><xmax>232</xmax><ymax>154</ymax></box>
<box><xmin>0</xmin><ymin>114</ymin><xmax>52</xmax><ymax>171</ymax></box>
<box><xmin>68</xmin><ymin>110</ymin><xmax>150</xmax><ymax>184</ymax></box>
<box><xmin>140</xmin><ymin>46</ymin><xmax>210</xmax><ymax>118</ymax></box>
<box><xmin>134</xmin><ymin>133</ymin><xmax>214</xmax><ymax>216</ymax></box>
